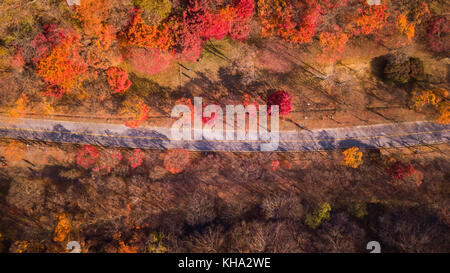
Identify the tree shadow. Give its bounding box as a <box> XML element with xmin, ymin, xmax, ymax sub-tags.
<box><xmin>370</xmin><ymin>55</ymin><xmax>389</xmax><ymax>81</ymax></box>
<box><xmin>337</xmin><ymin>139</ymin><xmax>376</xmax><ymax>150</ymax></box>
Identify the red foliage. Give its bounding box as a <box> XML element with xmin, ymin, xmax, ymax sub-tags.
<box><xmin>129</xmin><ymin>149</ymin><xmax>144</xmax><ymax>169</ymax></box>
<box><xmin>387</xmin><ymin>161</ymin><xmax>416</xmax><ymax>180</ymax></box>
<box><xmin>127</xmin><ymin>47</ymin><xmax>173</xmax><ymax>75</ymax></box>
<box><xmin>76</xmin><ymin>145</ymin><xmax>100</xmax><ymax>169</ymax></box>
<box><xmin>234</xmin><ymin>0</ymin><xmax>255</xmax><ymax>20</ymax></box>
<box><xmin>427</xmin><ymin>16</ymin><xmax>450</xmax><ymax>53</ymax></box>
<box><xmin>201</xmin><ymin>10</ymin><xmax>233</xmax><ymax>40</ymax></box>
<box><xmin>93</xmin><ymin>149</ymin><xmax>123</xmax><ymax>173</ymax></box>
<box><xmin>31</xmin><ymin>25</ymin><xmax>73</xmax><ymax>63</ymax></box>
<box><xmin>271</xmin><ymin>160</ymin><xmax>280</xmax><ymax>171</ymax></box>
<box><xmin>106</xmin><ymin>67</ymin><xmax>132</xmax><ymax>93</ymax></box>
<box><xmin>267</xmin><ymin>90</ymin><xmax>292</xmax><ymax>116</ymax></box>
<box><xmin>229</xmin><ymin>0</ymin><xmax>255</xmax><ymax>41</ymax></box>
<box><xmin>171</xmin><ymin>21</ymin><xmax>204</xmax><ymax>62</ymax></box>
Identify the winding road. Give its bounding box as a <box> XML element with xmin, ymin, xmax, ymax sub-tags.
<box><xmin>0</xmin><ymin>117</ymin><xmax>448</xmax><ymax>152</ymax></box>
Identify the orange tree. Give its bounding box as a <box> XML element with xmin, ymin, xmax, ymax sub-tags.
<box><xmin>121</xmin><ymin>10</ymin><xmax>173</xmax><ymax>51</ymax></box>
<box><xmin>74</xmin><ymin>0</ymin><xmax>111</xmax><ymax>37</ymax></box>
<box><xmin>342</xmin><ymin>147</ymin><xmax>363</xmax><ymax>168</ymax></box>
<box><xmin>53</xmin><ymin>213</ymin><xmax>72</xmax><ymax>243</ymax></box>
<box><xmin>36</xmin><ymin>30</ymin><xmax>87</xmax><ymax>97</ymax></box>
<box><xmin>411</xmin><ymin>88</ymin><xmax>449</xmax><ymax>124</ymax></box>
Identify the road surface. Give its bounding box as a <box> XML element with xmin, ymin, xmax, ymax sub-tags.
<box><xmin>0</xmin><ymin>118</ymin><xmax>448</xmax><ymax>152</ymax></box>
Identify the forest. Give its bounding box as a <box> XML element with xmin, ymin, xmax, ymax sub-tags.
<box><xmin>0</xmin><ymin>0</ymin><xmax>448</xmax><ymax>253</ymax></box>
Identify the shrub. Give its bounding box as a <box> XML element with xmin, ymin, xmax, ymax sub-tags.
<box><xmin>10</xmin><ymin>49</ymin><xmax>25</xmax><ymax>70</ymax></box>
<box><xmin>59</xmin><ymin>169</ymin><xmax>83</xmax><ymax>180</ymax></box>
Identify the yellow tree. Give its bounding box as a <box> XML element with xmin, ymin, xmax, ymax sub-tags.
<box><xmin>342</xmin><ymin>147</ymin><xmax>363</xmax><ymax>168</ymax></box>
<box><xmin>7</xmin><ymin>93</ymin><xmax>29</xmax><ymax>121</ymax></box>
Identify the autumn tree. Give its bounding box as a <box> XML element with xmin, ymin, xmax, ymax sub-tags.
<box><xmin>317</xmin><ymin>28</ymin><xmax>349</xmax><ymax>63</ymax></box>
<box><xmin>35</xmin><ymin>28</ymin><xmax>87</xmax><ymax>97</ymax></box>
<box><xmin>31</xmin><ymin>25</ymin><xmax>70</xmax><ymax>63</ymax></box>
<box><xmin>74</xmin><ymin>0</ymin><xmax>111</xmax><ymax>37</ymax></box>
<box><xmin>106</xmin><ymin>67</ymin><xmax>132</xmax><ymax>93</ymax></box>
<box><xmin>349</xmin><ymin>2</ymin><xmax>389</xmax><ymax>36</ymax></box>
<box><xmin>342</xmin><ymin>147</ymin><xmax>363</xmax><ymax>168</ymax></box>
<box><xmin>258</xmin><ymin>0</ymin><xmax>322</xmax><ymax>44</ymax></box>
<box><xmin>53</xmin><ymin>213</ymin><xmax>72</xmax><ymax>243</ymax></box>
<box><xmin>7</xmin><ymin>93</ymin><xmax>29</xmax><ymax>120</ymax></box>
<box><xmin>129</xmin><ymin>149</ymin><xmax>145</xmax><ymax>169</ymax></box>
<box><xmin>170</xmin><ymin>18</ymin><xmax>204</xmax><ymax>62</ymax></box>
<box><xmin>411</xmin><ymin>88</ymin><xmax>449</xmax><ymax>124</ymax></box>
<box><xmin>267</xmin><ymin>90</ymin><xmax>292</xmax><ymax>116</ymax></box>
<box><xmin>76</xmin><ymin>145</ymin><xmax>100</xmax><ymax>169</ymax></box>
<box><xmin>395</xmin><ymin>13</ymin><xmax>415</xmax><ymax>43</ymax></box>
<box><xmin>437</xmin><ymin>102</ymin><xmax>449</xmax><ymax>124</ymax></box>
<box><xmin>124</xmin><ymin>102</ymin><xmax>150</xmax><ymax>129</ymax></box>
<box><xmin>122</xmin><ymin>10</ymin><xmax>173</xmax><ymax>51</ymax></box>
